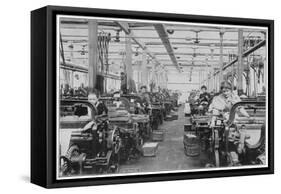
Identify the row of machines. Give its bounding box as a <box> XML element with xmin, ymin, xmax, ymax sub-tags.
<box><xmin>59</xmin><ymin>92</ymin><xmax>179</xmax><ymax>176</ymax></box>
<box><xmin>184</xmin><ymin>95</ymin><xmax>266</xmax><ymax>167</ymax></box>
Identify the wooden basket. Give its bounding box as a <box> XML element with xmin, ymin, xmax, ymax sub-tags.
<box><xmin>152</xmin><ymin>130</ymin><xmax>165</xmax><ymax>141</ymax></box>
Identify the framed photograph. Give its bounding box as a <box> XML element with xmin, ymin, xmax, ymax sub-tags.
<box><xmin>31</xmin><ymin>5</ymin><xmax>274</xmax><ymax>188</ymax></box>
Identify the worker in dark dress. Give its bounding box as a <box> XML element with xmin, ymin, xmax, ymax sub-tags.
<box><xmin>140</xmin><ymin>85</ymin><xmax>150</xmax><ymax>105</ymax></box>
<box><xmin>120</xmin><ymin>72</ymin><xmax>128</xmax><ymax>94</ymax></box>
<box><xmin>199</xmin><ymin>85</ymin><xmax>211</xmax><ymax>104</ymax></box>
<box><xmin>139</xmin><ymin>85</ymin><xmax>151</xmax><ymax>113</ymax></box>
<box><xmin>88</xmin><ymin>92</ymin><xmax>108</xmax><ymax>115</ymax></box>
<box><xmin>120</xmin><ymin>71</ymin><xmax>137</xmax><ymax>94</ymax></box>
<box><xmin>197</xmin><ymin>85</ymin><xmax>211</xmax><ymax>115</ymax></box>
<box><xmin>88</xmin><ymin>91</ymin><xmax>108</xmax><ymax>157</ymax></box>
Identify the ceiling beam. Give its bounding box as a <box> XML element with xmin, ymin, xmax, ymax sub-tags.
<box><xmin>154</xmin><ymin>52</ymin><xmax>230</xmax><ymax>57</ymax></box>
<box><xmin>165</xmin><ymin>64</ymin><xmax>210</xmax><ymax>67</ymax></box>
<box><xmin>69</xmin><ymin>57</ymin><xmax>225</xmax><ymax>62</ymax></box>
<box><xmin>61</xmin><ymin>34</ymin><xmax>238</xmax><ymax>42</ymax></box>
<box><xmin>61</xmin><ymin>38</ymin><xmax>240</xmax><ymax>48</ymax></box>
<box><xmin>60</xmin><ymin>20</ymin><xmax>151</xmax><ymax>28</ymax></box>
<box><xmin>145</xmin><ymin>41</ymin><xmax>238</xmax><ymax>47</ymax></box>
<box><xmin>115</xmin><ymin>21</ymin><xmax>161</xmax><ymax>67</ymax></box>
<box><xmin>154</xmin><ymin>24</ymin><xmax>181</xmax><ymax>72</ymax></box>
<box><xmin>132</xmin><ymin>27</ymin><xmax>264</xmax><ymax>33</ymax></box>
<box><xmin>62</xmin><ymin>50</ymin><xmax>233</xmax><ymax>57</ymax></box>
<box><xmin>165</xmin><ymin>60</ymin><xmax>220</xmax><ymax>64</ymax></box>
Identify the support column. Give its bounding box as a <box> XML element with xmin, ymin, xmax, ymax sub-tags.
<box><xmin>158</xmin><ymin>71</ymin><xmax>162</xmax><ymax>88</ymax></box>
<box><xmin>141</xmin><ymin>52</ymin><xmax>148</xmax><ymax>86</ymax></box>
<box><xmin>163</xmin><ymin>71</ymin><xmax>166</xmax><ymax>88</ymax></box>
<box><xmin>237</xmin><ymin>29</ymin><xmax>244</xmax><ymax>94</ymax></box>
<box><xmin>88</xmin><ymin>20</ymin><xmax>98</xmax><ymax>92</ymax></box>
<box><xmin>219</xmin><ymin>30</ymin><xmax>225</xmax><ymax>83</ymax></box>
<box><xmin>210</xmin><ymin>76</ymin><xmax>213</xmax><ymax>91</ymax></box>
<box><xmin>214</xmin><ymin>74</ymin><xmax>217</xmax><ymax>92</ymax></box>
<box><xmin>160</xmin><ymin>71</ymin><xmax>164</xmax><ymax>89</ymax></box>
<box><xmin>263</xmin><ymin>32</ymin><xmax>267</xmax><ymax>95</ymax></box>
<box><xmin>209</xmin><ymin>46</ymin><xmax>215</xmax><ymax>92</ymax></box>
<box><xmin>125</xmin><ymin>34</ymin><xmax>133</xmax><ymax>90</ymax></box>
<box><xmin>199</xmin><ymin>69</ymin><xmax>202</xmax><ymax>87</ymax></box>
<box><xmin>156</xmin><ymin>71</ymin><xmax>159</xmax><ymax>88</ymax></box>
<box><xmin>151</xmin><ymin>62</ymin><xmax>156</xmax><ymax>82</ymax></box>
<box><xmin>231</xmin><ymin>61</ymin><xmax>235</xmax><ymax>91</ymax></box>
<box><xmin>71</xmin><ymin>71</ymin><xmax>74</xmax><ymax>88</ymax></box>
<box><xmin>206</xmin><ymin>60</ymin><xmax>209</xmax><ymax>90</ymax></box>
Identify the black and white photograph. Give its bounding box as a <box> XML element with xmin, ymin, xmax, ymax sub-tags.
<box><xmin>57</xmin><ymin>14</ymin><xmax>269</xmax><ymax>180</ymax></box>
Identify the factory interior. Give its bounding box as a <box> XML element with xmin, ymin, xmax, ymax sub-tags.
<box><xmin>58</xmin><ymin>16</ymin><xmax>267</xmax><ymax>178</ymax></box>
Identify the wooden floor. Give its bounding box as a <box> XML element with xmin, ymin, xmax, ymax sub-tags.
<box><xmin>119</xmin><ymin>106</ymin><xmax>209</xmax><ymax>174</ymax></box>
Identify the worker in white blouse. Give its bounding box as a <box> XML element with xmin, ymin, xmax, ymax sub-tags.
<box><xmin>208</xmin><ymin>81</ymin><xmax>250</xmax><ymax>156</ymax></box>
<box><xmin>208</xmin><ymin>81</ymin><xmax>250</xmax><ymax>120</ymax></box>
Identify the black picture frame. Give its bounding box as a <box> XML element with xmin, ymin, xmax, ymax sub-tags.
<box><xmin>31</xmin><ymin>5</ymin><xmax>274</xmax><ymax>188</ymax></box>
